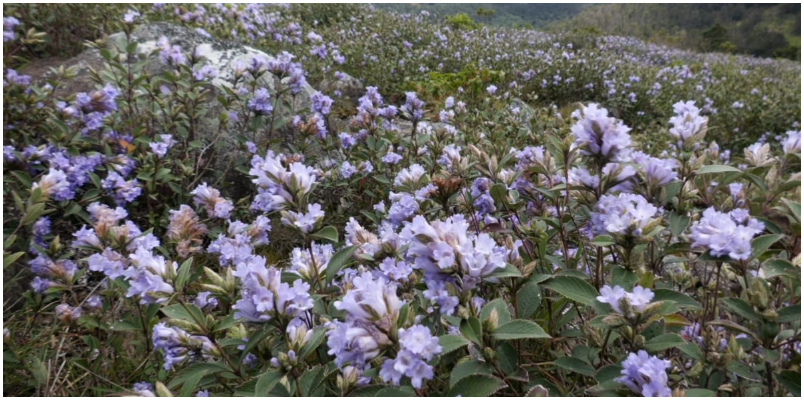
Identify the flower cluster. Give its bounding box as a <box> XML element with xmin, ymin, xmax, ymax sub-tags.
<box><xmin>616</xmin><ymin>350</ymin><xmax>672</xmax><ymax>397</ymax></box>
<box><xmin>690</xmin><ymin>208</ymin><xmax>764</xmax><ymax>260</ymax></box>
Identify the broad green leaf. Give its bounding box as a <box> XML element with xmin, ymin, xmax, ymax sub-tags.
<box><xmin>174</xmin><ymin>257</ymin><xmax>194</xmax><ymax>292</ymax></box>
<box><xmin>651</xmin><ymin>289</ymin><xmax>702</xmax><ymax>310</ymax></box>
<box><xmin>487</xmin><ymin>263</ymin><xmax>523</xmax><ymax>278</ymax></box>
<box><xmin>677</xmin><ymin>342</ymin><xmax>703</xmax><ymax>361</ymax></box>
<box><xmin>325</xmin><ymin>245</ymin><xmax>358</xmax><ymax>283</ymax></box>
<box><xmin>721</xmin><ymin>298</ymin><xmax>762</xmax><ymax>322</ymax></box>
<box><xmin>374</xmin><ymin>386</ymin><xmax>415</xmax><ymax>397</ymax></box>
<box><xmin>595</xmin><ymin>364</ymin><xmax>622</xmax><ymax>382</ymax></box>
<box><xmin>781</xmin><ymin>199</ymin><xmax>801</xmax><ymax>223</ymax></box>
<box><xmin>480</xmin><ymin>298</ymin><xmax>512</xmax><ymax>326</ymax></box>
<box><xmin>553</xmin><ymin>356</ymin><xmax>595</xmax><ymax>377</ymax></box>
<box><xmin>685</xmin><ymin>388</ymin><xmax>716</xmax><ymax>397</ymax></box>
<box><xmin>492</xmin><ymin>319</ymin><xmax>550</xmax><ymax>340</ymax></box>
<box><xmin>644</xmin><ymin>333</ymin><xmax>686</xmax><ymax>353</ymax></box>
<box><xmin>668</xmin><ymin>212</ymin><xmax>690</xmax><ymax>236</ymax></box>
<box><xmin>460</xmin><ymin>317</ymin><xmax>482</xmax><ymax>345</ymax></box>
<box><xmin>438</xmin><ymin>334</ymin><xmax>470</xmax><ymax>355</ymax></box>
<box><xmin>726</xmin><ymin>361</ymin><xmax>761</xmax><ymax>382</ymax></box>
<box><xmin>696</xmin><ymin>165</ymin><xmax>742</xmax><ymax>174</ymax></box>
<box><xmin>777</xmin><ymin>304</ymin><xmax>801</xmax><ymax>323</ymax></box>
<box><xmin>777</xmin><ymin>370</ymin><xmax>801</xmax><ymax>397</ymax></box>
<box><xmin>446</xmin><ymin>374</ymin><xmax>504</xmax><ymax>397</ymax></box>
<box><xmin>516</xmin><ymin>282</ymin><xmax>541</xmax><ymax>318</ymax></box>
<box><xmin>311</xmin><ymin>226</ymin><xmax>338</xmax><ymax>243</ymax></box>
<box><xmin>590</xmin><ymin>235</ymin><xmax>615</xmax><ymax>246</ymax></box>
<box><xmin>762</xmin><ymin>259</ymin><xmax>798</xmax><ymax>279</ymax></box>
<box><xmin>751</xmin><ymin>234</ymin><xmax>784</xmax><ymax>258</ymax></box>
<box><xmin>449</xmin><ymin>361</ymin><xmax>494</xmax><ymax>388</ymax></box>
<box><xmin>3</xmin><ymin>252</ymin><xmax>24</xmax><ymax>270</ymax></box>
<box><xmin>541</xmin><ymin>276</ymin><xmax>599</xmax><ymax>306</ymax></box>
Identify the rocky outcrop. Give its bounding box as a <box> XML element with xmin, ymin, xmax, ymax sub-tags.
<box><xmin>318</xmin><ymin>71</ymin><xmax>364</xmax><ymax>104</ymax></box>
<box><xmin>23</xmin><ymin>23</ymin><xmax>316</xmax><ymax>141</ymax></box>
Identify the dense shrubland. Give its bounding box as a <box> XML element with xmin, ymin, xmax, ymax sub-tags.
<box><xmin>2</xmin><ymin>3</ymin><xmax>801</xmax><ymax>397</ymax></box>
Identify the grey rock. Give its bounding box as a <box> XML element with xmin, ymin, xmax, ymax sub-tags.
<box><xmin>318</xmin><ymin>71</ymin><xmax>365</xmax><ymax>103</ymax></box>
<box><xmin>23</xmin><ymin>22</ymin><xmax>316</xmax><ymax>142</ymax></box>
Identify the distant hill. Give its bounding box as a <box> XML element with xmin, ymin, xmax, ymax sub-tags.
<box><xmin>373</xmin><ymin>3</ymin><xmax>589</xmax><ymax>29</ymax></box>
<box><xmin>548</xmin><ymin>3</ymin><xmax>801</xmax><ymax>60</ymax></box>
<box><xmin>375</xmin><ymin>3</ymin><xmax>800</xmax><ymax>60</ymax></box>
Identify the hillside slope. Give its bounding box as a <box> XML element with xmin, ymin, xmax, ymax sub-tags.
<box><xmin>549</xmin><ymin>3</ymin><xmax>801</xmax><ymax>59</ymax></box>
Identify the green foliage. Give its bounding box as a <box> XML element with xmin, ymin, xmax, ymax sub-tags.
<box><xmin>445</xmin><ymin>13</ymin><xmax>479</xmax><ymax>31</ymax></box>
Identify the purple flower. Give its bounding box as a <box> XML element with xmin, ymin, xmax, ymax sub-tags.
<box><xmin>101</xmin><ymin>171</ymin><xmax>141</xmax><ymax>205</ymax></box>
<box><xmin>191</xmin><ymin>182</ymin><xmax>233</xmax><ymax>219</ymax></box>
<box><xmin>690</xmin><ymin>208</ymin><xmax>764</xmax><ymax>260</ymax></box>
<box><xmin>3</xmin><ymin>17</ymin><xmax>20</xmax><ymax>42</ymax></box>
<box><xmin>486</xmin><ymin>85</ymin><xmax>498</xmax><ymax>95</ymax></box>
<box><xmin>591</xmin><ymin>193</ymin><xmax>657</xmax><ymax>236</ymax></box>
<box><xmin>382</xmin><ymin>151</ymin><xmax>403</xmax><ymax>165</ymax></box>
<box><xmin>281</xmin><ymin>203</ymin><xmax>325</xmax><ymax>233</ymax></box>
<box><xmin>615</xmin><ymin>350</ymin><xmax>671</xmax><ymax>397</ymax></box>
<box><xmin>401</xmin><ymin>92</ymin><xmax>424</xmax><ymax>122</ymax></box>
<box><xmin>311</xmin><ymin>91</ymin><xmax>333</xmax><ymax>115</ymax></box>
<box><xmin>234</xmin><ymin>257</ymin><xmax>313</xmax><ymax>322</ymax></box>
<box><xmin>124</xmin><ymin>247</ymin><xmax>174</xmax><ymax>304</ymax></box>
<box><xmin>571</xmin><ymin>103</ymin><xmax>631</xmax><ymax>159</ymax></box>
<box><xmin>248</xmin><ymin>88</ymin><xmax>273</xmax><ymax>115</ymax></box>
<box><xmin>149</xmin><ymin>134</ymin><xmax>175</xmax><ymax>159</ymax></box>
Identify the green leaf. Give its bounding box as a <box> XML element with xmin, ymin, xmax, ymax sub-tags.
<box><xmin>722</xmin><ymin>298</ymin><xmax>762</xmax><ymax>322</ymax></box>
<box><xmin>110</xmin><ymin>320</ymin><xmax>140</xmax><ymax>331</ymax></box>
<box><xmin>751</xmin><ymin>234</ymin><xmax>784</xmax><ymax>257</ymax></box>
<box><xmin>762</xmin><ymin>259</ymin><xmax>799</xmax><ymax>279</ymax></box>
<box><xmin>677</xmin><ymin>342</ymin><xmax>703</xmax><ymax>361</ymax></box>
<box><xmin>726</xmin><ymin>361</ymin><xmax>761</xmax><ymax>382</ymax></box>
<box><xmin>480</xmin><ymin>298</ymin><xmax>512</xmax><ymax>326</ymax></box>
<box><xmin>777</xmin><ymin>370</ymin><xmax>801</xmax><ymax>397</ymax></box>
<box><xmin>708</xmin><ymin>320</ymin><xmax>760</xmax><ymax>342</ymax></box>
<box><xmin>685</xmin><ymin>388</ymin><xmax>716</xmax><ymax>397</ymax></box>
<box><xmin>3</xmin><ymin>252</ymin><xmax>24</xmax><ymax>270</ymax></box>
<box><xmin>696</xmin><ymin>164</ymin><xmax>742</xmax><ymax>174</ymax></box>
<box><xmin>595</xmin><ymin>364</ymin><xmax>622</xmax><ymax>382</ymax></box>
<box><xmin>21</xmin><ymin>203</ymin><xmax>46</xmax><ymax>226</ymax></box>
<box><xmin>438</xmin><ymin>335</ymin><xmax>470</xmax><ymax>355</ymax></box>
<box><xmin>325</xmin><ymin>245</ymin><xmax>358</xmax><ymax>284</ymax></box>
<box><xmin>298</xmin><ymin>366</ymin><xmax>326</xmax><ymax>396</ymax></box>
<box><xmin>311</xmin><ymin>226</ymin><xmax>339</xmax><ymax>243</ymax></box>
<box><xmin>516</xmin><ymin>282</ymin><xmax>541</xmax><ymax>318</ymax></box>
<box><xmin>553</xmin><ymin>356</ymin><xmax>595</xmax><ymax>377</ymax></box>
<box><xmin>487</xmin><ymin>263</ymin><xmax>522</xmax><ymax>278</ymax></box>
<box><xmin>255</xmin><ymin>370</ymin><xmax>284</xmax><ymax>396</ymax></box>
<box><xmin>781</xmin><ymin>199</ymin><xmax>801</xmax><ymax>223</ymax></box>
<box><xmin>668</xmin><ymin>212</ymin><xmax>690</xmax><ymax>236</ymax></box>
<box><xmin>489</xmin><ymin>183</ymin><xmax>509</xmax><ymax>205</ymax></box>
<box><xmin>449</xmin><ymin>361</ymin><xmax>494</xmax><ymax>388</ymax></box>
<box><xmin>644</xmin><ymin>333</ymin><xmax>686</xmax><ymax>353</ymax></box>
<box><xmin>374</xmin><ymin>386</ymin><xmax>415</xmax><ymax>397</ymax></box>
<box><xmin>298</xmin><ymin>326</ymin><xmax>326</xmax><ymax>359</ymax></box>
<box><xmin>590</xmin><ymin>235</ymin><xmax>615</xmax><ymax>246</ymax></box>
<box><xmin>651</xmin><ymin>289</ymin><xmax>702</xmax><ymax>310</ymax></box>
<box><xmin>541</xmin><ymin>276</ymin><xmax>599</xmax><ymax>306</ymax></box>
<box><xmin>174</xmin><ymin>257</ymin><xmax>194</xmax><ymax>292</ymax></box>
<box><xmin>492</xmin><ymin>319</ymin><xmax>551</xmax><ymax>340</ymax></box>
<box><xmin>168</xmin><ymin>362</ymin><xmax>231</xmax><ymax>394</ymax></box>
<box><xmin>777</xmin><ymin>304</ymin><xmax>801</xmax><ymax>323</ymax></box>
<box><xmin>446</xmin><ymin>374</ymin><xmax>504</xmax><ymax>397</ymax></box>
<box><xmin>460</xmin><ymin>317</ymin><xmax>482</xmax><ymax>345</ymax></box>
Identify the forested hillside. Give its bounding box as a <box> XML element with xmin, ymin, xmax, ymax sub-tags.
<box><xmin>549</xmin><ymin>3</ymin><xmax>801</xmax><ymax>59</ymax></box>
<box><xmin>377</xmin><ymin>3</ymin><xmax>801</xmax><ymax>60</ymax></box>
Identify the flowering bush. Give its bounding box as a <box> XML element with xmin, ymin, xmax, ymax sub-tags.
<box><xmin>3</xmin><ymin>3</ymin><xmax>801</xmax><ymax>398</ymax></box>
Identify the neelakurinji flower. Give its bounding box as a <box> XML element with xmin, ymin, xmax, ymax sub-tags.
<box><xmin>616</xmin><ymin>350</ymin><xmax>672</xmax><ymax>397</ymax></box>
<box><xmin>690</xmin><ymin>207</ymin><xmax>764</xmax><ymax>260</ymax></box>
